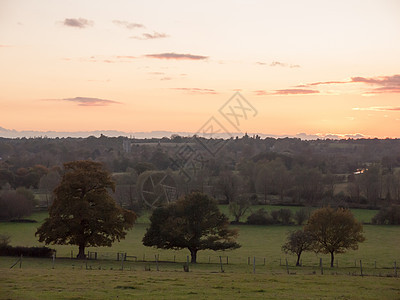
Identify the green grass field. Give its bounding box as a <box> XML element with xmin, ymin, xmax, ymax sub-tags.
<box><xmin>1</xmin><ymin>267</ymin><xmax>399</xmax><ymax>300</ymax></box>
<box><xmin>1</xmin><ymin>206</ymin><xmax>399</xmax><ymax>299</ymax></box>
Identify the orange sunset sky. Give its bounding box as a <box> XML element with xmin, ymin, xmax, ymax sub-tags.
<box><xmin>1</xmin><ymin>0</ymin><xmax>400</xmax><ymax>138</ymax></box>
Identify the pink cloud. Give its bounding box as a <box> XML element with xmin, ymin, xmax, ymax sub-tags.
<box><xmin>145</xmin><ymin>53</ymin><xmax>208</xmax><ymax>60</ymax></box>
<box><xmin>112</xmin><ymin>20</ymin><xmax>144</xmax><ymax>29</ymax></box>
<box><xmin>254</xmin><ymin>89</ymin><xmax>319</xmax><ymax>96</ymax></box>
<box><xmin>171</xmin><ymin>88</ymin><xmax>217</xmax><ymax>95</ymax></box>
<box><xmin>302</xmin><ymin>74</ymin><xmax>400</xmax><ymax>94</ymax></box>
<box><xmin>61</xmin><ymin>97</ymin><xmax>121</xmax><ymax>106</ymax></box>
<box><xmin>131</xmin><ymin>32</ymin><xmax>169</xmax><ymax>40</ymax></box>
<box><xmin>63</xmin><ymin>18</ymin><xmax>93</xmax><ymax>28</ymax></box>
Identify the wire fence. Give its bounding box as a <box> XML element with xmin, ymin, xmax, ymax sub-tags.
<box><xmin>6</xmin><ymin>250</ymin><xmax>396</xmax><ymax>278</ymax></box>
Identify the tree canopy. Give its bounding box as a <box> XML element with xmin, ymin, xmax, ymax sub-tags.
<box><xmin>282</xmin><ymin>229</ymin><xmax>314</xmax><ymax>266</ymax></box>
<box><xmin>36</xmin><ymin>160</ymin><xmax>136</xmax><ymax>258</ymax></box>
<box><xmin>142</xmin><ymin>192</ymin><xmax>240</xmax><ymax>263</ymax></box>
<box><xmin>305</xmin><ymin>207</ymin><xmax>365</xmax><ymax>267</ymax></box>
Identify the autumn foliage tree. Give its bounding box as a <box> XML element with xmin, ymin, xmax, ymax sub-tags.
<box><xmin>143</xmin><ymin>192</ymin><xmax>240</xmax><ymax>263</ymax></box>
<box><xmin>36</xmin><ymin>161</ymin><xmax>136</xmax><ymax>259</ymax></box>
<box><xmin>305</xmin><ymin>207</ymin><xmax>365</xmax><ymax>267</ymax></box>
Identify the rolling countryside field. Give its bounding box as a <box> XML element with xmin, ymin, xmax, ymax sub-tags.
<box><xmin>1</xmin><ymin>207</ymin><xmax>399</xmax><ymax>299</ymax></box>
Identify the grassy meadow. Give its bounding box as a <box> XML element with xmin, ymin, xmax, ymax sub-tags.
<box><xmin>1</xmin><ymin>206</ymin><xmax>399</xmax><ymax>299</ymax></box>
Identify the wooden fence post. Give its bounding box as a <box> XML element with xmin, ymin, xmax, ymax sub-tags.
<box><xmin>155</xmin><ymin>255</ymin><xmax>159</xmax><ymax>271</ymax></box>
<box><xmin>219</xmin><ymin>256</ymin><xmax>224</xmax><ymax>273</ymax></box>
<box><xmin>360</xmin><ymin>260</ymin><xmax>363</xmax><ymax>277</ymax></box>
<box><xmin>394</xmin><ymin>261</ymin><xmax>397</xmax><ymax>277</ymax></box>
<box><xmin>253</xmin><ymin>257</ymin><xmax>256</xmax><ymax>274</ymax></box>
<box><xmin>320</xmin><ymin>258</ymin><xmax>323</xmax><ymax>275</ymax></box>
<box><xmin>286</xmin><ymin>258</ymin><xmax>289</xmax><ymax>275</ymax></box>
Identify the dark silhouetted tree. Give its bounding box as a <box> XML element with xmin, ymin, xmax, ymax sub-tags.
<box><xmin>143</xmin><ymin>192</ymin><xmax>240</xmax><ymax>263</ymax></box>
<box><xmin>305</xmin><ymin>207</ymin><xmax>365</xmax><ymax>267</ymax></box>
<box><xmin>36</xmin><ymin>160</ymin><xmax>136</xmax><ymax>259</ymax></box>
<box><xmin>282</xmin><ymin>230</ymin><xmax>314</xmax><ymax>266</ymax></box>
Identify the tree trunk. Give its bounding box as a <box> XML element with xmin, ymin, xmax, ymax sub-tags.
<box><xmin>264</xmin><ymin>184</ymin><xmax>267</xmax><ymax>204</ymax></box>
<box><xmin>190</xmin><ymin>249</ymin><xmax>197</xmax><ymax>263</ymax></box>
<box><xmin>77</xmin><ymin>244</ymin><xmax>86</xmax><ymax>259</ymax></box>
<box><xmin>330</xmin><ymin>251</ymin><xmax>334</xmax><ymax>268</ymax></box>
<box><xmin>296</xmin><ymin>253</ymin><xmax>301</xmax><ymax>266</ymax></box>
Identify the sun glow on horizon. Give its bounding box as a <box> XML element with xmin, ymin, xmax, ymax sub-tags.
<box><xmin>1</xmin><ymin>0</ymin><xmax>400</xmax><ymax>138</ymax></box>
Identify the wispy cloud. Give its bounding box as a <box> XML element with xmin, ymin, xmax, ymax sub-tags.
<box><xmin>63</xmin><ymin>18</ymin><xmax>93</xmax><ymax>28</ymax></box>
<box><xmin>59</xmin><ymin>97</ymin><xmax>121</xmax><ymax>106</ymax></box>
<box><xmin>131</xmin><ymin>32</ymin><xmax>168</xmax><ymax>40</ymax></box>
<box><xmin>352</xmin><ymin>75</ymin><xmax>400</xmax><ymax>94</ymax></box>
<box><xmin>303</xmin><ymin>80</ymin><xmax>348</xmax><ymax>86</ymax></box>
<box><xmin>112</xmin><ymin>20</ymin><xmax>144</xmax><ymax>29</ymax></box>
<box><xmin>270</xmin><ymin>61</ymin><xmax>286</xmax><ymax>67</ymax></box>
<box><xmin>254</xmin><ymin>89</ymin><xmax>319</xmax><ymax>96</ymax></box>
<box><xmin>301</xmin><ymin>74</ymin><xmax>400</xmax><ymax>94</ymax></box>
<box><xmin>256</xmin><ymin>61</ymin><xmax>300</xmax><ymax>68</ymax></box>
<box><xmin>63</xmin><ymin>55</ymin><xmax>136</xmax><ymax>63</ymax></box>
<box><xmin>171</xmin><ymin>88</ymin><xmax>217</xmax><ymax>95</ymax></box>
<box><xmin>145</xmin><ymin>53</ymin><xmax>208</xmax><ymax>60</ymax></box>
<box><xmin>353</xmin><ymin>106</ymin><xmax>400</xmax><ymax>112</ymax></box>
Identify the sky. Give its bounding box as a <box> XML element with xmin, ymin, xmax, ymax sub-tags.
<box><xmin>1</xmin><ymin>0</ymin><xmax>400</xmax><ymax>139</ymax></box>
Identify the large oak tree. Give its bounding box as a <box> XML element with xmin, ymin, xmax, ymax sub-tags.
<box><xmin>143</xmin><ymin>192</ymin><xmax>240</xmax><ymax>263</ymax></box>
<box><xmin>305</xmin><ymin>207</ymin><xmax>365</xmax><ymax>267</ymax></box>
<box><xmin>36</xmin><ymin>160</ymin><xmax>136</xmax><ymax>259</ymax></box>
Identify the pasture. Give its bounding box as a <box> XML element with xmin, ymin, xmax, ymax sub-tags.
<box><xmin>1</xmin><ymin>207</ymin><xmax>399</xmax><ymax>299</ymax></box>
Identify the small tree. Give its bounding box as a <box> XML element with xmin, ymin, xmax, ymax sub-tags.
<box><xmin>282</xmin><ymin>230</ymin><xmax>314</xmax><ymax>266</ymax></box>
<box><xmin>305</xmin><ymin>207</ymin><xmax>365</xmax><ymax>267</ymax></box>
<box><xmin>36</xmin><ymin>161</ymin><xmax>136</xmax><ymax>259</ymax></box>
<box><xmin>229</xmin><ymin>196</ymin><xmax>250</xmax><ymax>223</ymax></box>
<box><xmin>143</xmin><ymin>192</ymin><xmax>240</xmax><ymax>263</ymax></box>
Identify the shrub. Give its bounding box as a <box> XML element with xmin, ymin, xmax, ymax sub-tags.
<box><xmin>0</xmin><ymin>245</ymin><xmax>54</xmax><ymax>257</ymax></box>
<box><xmin>278</xmin><ymin>208</ymin><xmax>293</xmax><ymax>225</ymax></box>
<box><xmin>294</xmin><ymin>208</ymin><xmax>309</xmax><ymax>225</ymax></box>
<box><xmin>372</xmin><ymin>206</ymin><xmax>400</xmax><ymax>225</ymax></box>
<box><xmin>0</xmin><ymin>190</ymin><xmax>35</xmax><ymax>221</ymax></box>
<box><xmin>246</xmin><ymin>209</ymin><xmax>273</xmax><ymax>225</ymax></box>
<box><xmin>0</xmin><ymin>234</ymin><xmax>10</xmax><ymax>247</ymax></box>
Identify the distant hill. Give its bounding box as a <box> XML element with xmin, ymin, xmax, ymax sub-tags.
<box><xmin>0</xmin><ymin>126</ymin><xmax>365</xmax><ymax>140</ymax></box>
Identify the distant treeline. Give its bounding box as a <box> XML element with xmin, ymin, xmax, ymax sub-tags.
<box><xmin>1</xmin><ymin>135</ymin><xmax>400</xmax><ymax>211</ymax></box>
